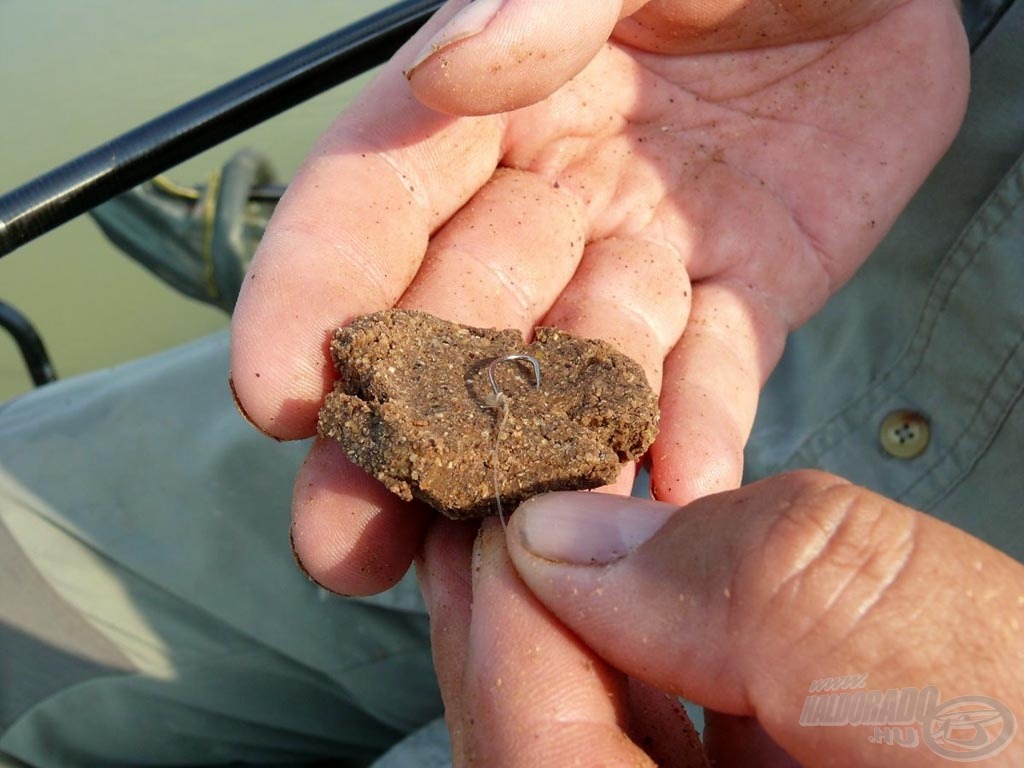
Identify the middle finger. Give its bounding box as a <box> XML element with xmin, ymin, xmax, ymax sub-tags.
<box><xmin>399</xmin><ymin>167</ymin><xmax>588</xmax><ymax>329</ymax></box>
<box><xmin>291</xmin><ymin>168</ymin><xmax>588</xmax><ymax>595</ymax></box>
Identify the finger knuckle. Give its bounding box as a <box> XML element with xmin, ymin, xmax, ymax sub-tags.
<box><xmin>743</xmin><ymin>473</ymin><xmax>920</xmax><ymax>649</ymax></box>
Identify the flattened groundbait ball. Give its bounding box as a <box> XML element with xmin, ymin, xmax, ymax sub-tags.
<box><xmin>317</xmin><ymin>309</ymin><xmax>659</xmax><ymax>520</ymax></box>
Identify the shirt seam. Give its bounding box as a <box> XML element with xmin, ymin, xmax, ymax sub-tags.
<box><xmin>901</xmin><ymin>329</ymin><xmax>1024</xmax><ymax>509</ymax></box>
<box><xmin>781</xmin><ymin>156</ymin><xmax>1024</xmax><ymax>473</ymax></box>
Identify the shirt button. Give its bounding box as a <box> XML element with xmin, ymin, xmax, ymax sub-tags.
<box><xmin>879</xmin><ymin>410</ymin><xmax>930</xmax><ymax>459</ymax></box>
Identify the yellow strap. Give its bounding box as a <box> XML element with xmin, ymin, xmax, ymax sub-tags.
<box><xmin>201</xmin><ymin>169</ymin><xmax>222</xmax><ymax>300</ymax></box>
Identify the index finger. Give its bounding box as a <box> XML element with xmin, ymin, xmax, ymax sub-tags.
<box><xmin>460</xmin><ymin>520</ymin><xmax>699</xmax><ymax>767</ymax></box>
<box><xmin>230</xmin><ymin>4</ymin><xmax>504</xmax><ymax>440</ymax></box>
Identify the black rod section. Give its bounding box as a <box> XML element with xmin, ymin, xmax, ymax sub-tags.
<box><xmin>0</xmin><ymin>301</ymin><xmax>57</xmax><ymax>386</ymax></box>
<box><xmin>0</xmin><ymin>0</ymin><xmax>443</xmax><ymax>259</ymax></box>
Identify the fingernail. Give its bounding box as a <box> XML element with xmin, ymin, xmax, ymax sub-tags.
<box><xmin>405</xmin><ymin>0</ymin><xmax>504</xmax><ymax>77</ymax></box>
<box><xmin>516</xmin><ymin>492</ymin><xmax>677</xmax><ymax>565</ymax></box>
<box><xmin>290</xmin><ymin>522</ymin><xmax>350</xmax><ymax>597</ymax></box>
<box><xmin>228</xmin><ymin>375</ymin><xmax>281</xmax><ymax>442</ymax></box>
<box><xmin>289</xmin><ymin>522</ymin><xmax>316</xmax><ymax>583</ymax></box>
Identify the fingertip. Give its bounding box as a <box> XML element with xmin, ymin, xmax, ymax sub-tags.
<box><xmin>228</xmin><ymin>373</ymin><xmax>282</xmax><ymax>442</ymax></box>
<box><xmin>290</xmin><ymin>439</ymin><xmax>432</xmax><ymax>595</ymax></box>
<box><xmin>648</xmin><ymin>412</ymin><xmax>745</xmax><ymax>505</ymax></box>
<box><xmin>509</xmin><ymin>490</ymin><xmax>676</xmax><ymax>568</ymax></box>
<box><xmin>228</xmin><ymin>353</ymin><xmax>327</xmax><ymax>441</ymax></box>
<box><xmin>406</xmin><ymin>0</ymin><xmax>622</xmax><ymax>115</ymax></box>
<box><xmin>649</xmin><ymin>282</ymin><xmax>789</xmax><ymax>505</ymax></box>
<box><xmin>506</xmin><ymin>491</ymin><xmax>747</xmax><ymax>712</ymax></box>
<box><xmin>228</xmin><ymin>147</ymin><xmax>438</xmax><ymax>441</ymax></box>
<box><xmin>230</xmin><ymin>268</ymin><xmax>335</xmax><ymax>441</ymax></box>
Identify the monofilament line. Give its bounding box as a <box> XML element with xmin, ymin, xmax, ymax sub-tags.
<box><xmin>485</xmin><ymin>354</ymin><xmax>541</xmax><ymax>529</ymax></box>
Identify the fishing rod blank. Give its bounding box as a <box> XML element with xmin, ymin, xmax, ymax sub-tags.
<box><xmin>0</xmin><ymin>0</ymin><xmax>443</xmax><ymax>259</ymax></box>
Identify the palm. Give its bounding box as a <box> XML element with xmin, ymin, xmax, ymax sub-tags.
<box><xmin>507</xmin><ymin>0</ymin><xmax>962</xmax><ymax>323</ymax></box>
<box><xmin>231</xmin><ymin>0</ymin><xmax>966</xmax><ymax>593</ymax></box>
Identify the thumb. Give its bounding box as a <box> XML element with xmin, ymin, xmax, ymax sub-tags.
<box><xmin>507</xmin><ymin>473</ymin><xmax>1024</xmax><ymax>767</ymax></box>
<box><xmin>405</xmin><ymin>0</ymin><xmax>643</xmax><ymax>115</ymax></box>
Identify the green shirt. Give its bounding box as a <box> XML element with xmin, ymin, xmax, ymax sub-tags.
<box><xmin>746</xmin><ymin>0</ymin><xmax>1024</xmax><ymax>560</ymax></box>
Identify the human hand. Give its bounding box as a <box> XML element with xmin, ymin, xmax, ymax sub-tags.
<box><xmin>230</xmin><ymin>0</ymin><xmax>969</xmax><ymax>595</ymax></box>
<box><xmin>426</xmin><ymin>472</ymin><xmax>1023</xmax><ymax>766</ymax></box>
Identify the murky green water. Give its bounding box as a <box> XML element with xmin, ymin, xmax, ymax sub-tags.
<box><xmin>1</xmin><ymin>1</ymin><xmax>395</xmax><ymax>401</ymax></box>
